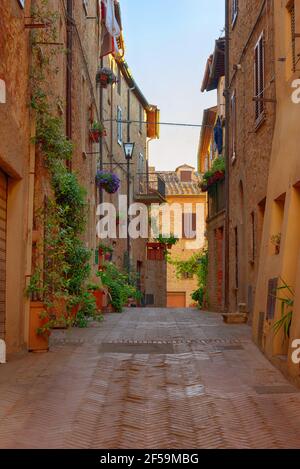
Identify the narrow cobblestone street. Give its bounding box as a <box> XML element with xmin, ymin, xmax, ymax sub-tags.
<box><xmin>0</xmin><ymin>308</ymin><xmax>300</xmax><ymax>449</ymax></box>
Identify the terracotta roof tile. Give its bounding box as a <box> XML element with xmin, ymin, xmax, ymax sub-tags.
<box><xmin>158</xmin><ymin>172</ymin><xmax>203</xmax><ymax>196</ymax></box>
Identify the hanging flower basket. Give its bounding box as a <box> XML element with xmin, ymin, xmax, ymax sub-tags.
<box><xmin>89</xmin><ymin>128</ymin><xmax>107</xmax><ymax>143</ymax></box>
<box><xmin>201</xmin><ymin>170</ymin><xmax>225</xmax><ymax>192</ymax></box>
<box><xmin>95</xmin><ymin>170</ymin><xmax>121</xmax><ymax>194</ymax></box>
<box><xmin>96</xmin><ymin>67</ymin><xmax>118</xmax><ymax>88</ymax></box>
<box><xmin>89</xmin><ymin>121</ymin><xmax>107</xmax><ymax>143</ymax></box>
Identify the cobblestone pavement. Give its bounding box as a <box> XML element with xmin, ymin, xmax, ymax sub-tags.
<box><xmin>0</xmin><ymin>308</ymin><xmax>300</xmax><ymax>449</ymax></box>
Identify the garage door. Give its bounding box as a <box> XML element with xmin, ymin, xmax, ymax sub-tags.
<box><xmin>0</xmin><ymin>170</ymin><xmax>7</xmax><ymax>340</ymax></box>
<box><xmin>167</xmin><ymin>292</ymin><xmax>186</xmax><ymax>308</ymax></box>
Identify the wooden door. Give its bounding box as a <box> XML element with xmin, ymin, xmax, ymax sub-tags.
<box><xmin>167</xmin><ymin>292</ymin><xmax>186</xmax><ymax>308</ymax></box>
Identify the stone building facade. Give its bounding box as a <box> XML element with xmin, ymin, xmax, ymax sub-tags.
<box><xmin>0</xmin><ymin>0</ymin><xmax>163</xmax><ymax>355</ymax></box>
<box><xmin>226</xmin><ymin>0</ymin><xmax>276</xmax><ymax>322</ymax></box>
<box><xmin>159</xmin><ymin>165</ymin><xmax>206</xmax><ymax>308</ymax></box>
<box><xmin>199</xmin><ymin>38</ymin><xmax>226</xmax><ymax>313</ymax></box>
<box><xmin>0</xmin><ymin>0</ymin><xmax>32</xmax><ymax>352</ymax></box>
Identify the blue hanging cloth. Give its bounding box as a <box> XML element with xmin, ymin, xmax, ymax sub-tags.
<box><xmin>214</xmin><ymin>117</ymin><xmax>223</xmax><ymax>155</ymax></box>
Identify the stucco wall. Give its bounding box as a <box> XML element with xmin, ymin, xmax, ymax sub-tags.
<box><xmin>252</xmin><ymin>0</ymin><xmax>300</xmax><ymax>386</ymax></box>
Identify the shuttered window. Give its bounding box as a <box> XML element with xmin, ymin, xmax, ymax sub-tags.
<box><xmin>83</xmin><ymin>0</ymin><xmax>89</xmax><ymax>16</ymax></box>
<box><xmin>232</xmin><ymin>0</ymin><xmax>238</xmax><ymax>25</ymax></box>
<box><xmin>117</xmin><ymin>106</ymin><xmax>122</xmax><ymax>145</ymax></box>
<box><xmin>266</xmin><ymin>278</ymin><xmax>278</xmax><ymax>320</ymax></box>
<box><xmin>254</xmin><ymin>33</ymin><xmax>265</xmax><ymax>123</ymax></box>
<box><xmin>231</xmin><ymin>91</ymin><xmax>236</xmax><ymax>160</ymax></box>
<box><xmin>182</xmin><ymin>213</ymin><xmax>196</xmax><ymax>239</ymax></box>
<box><xmin>180</xmin><ymin>171</ymin><xmax>192</xmax><ymax>182</ymax></box>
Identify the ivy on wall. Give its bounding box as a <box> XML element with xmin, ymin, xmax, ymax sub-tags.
<box><xmin>27</xmin><ymin>0</ymin><xmax>95</xmax><ymax>320</ymax></box>
<box><xmin>167</xmin><ymin>248</ymin><xmax>209</xmax><ymax>309</ymax></box>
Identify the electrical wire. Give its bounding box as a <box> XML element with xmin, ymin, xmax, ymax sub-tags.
<box><xmin>103</xmin><ymin>119</ymin><xmax>213</xmax><ymax>129</ymax></box>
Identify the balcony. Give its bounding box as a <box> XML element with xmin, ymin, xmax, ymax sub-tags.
<box><xmin>134</xmin><ymin>173</ymin><xmax>166</xmax><ymax>204</ymax></box>
<box><xmin>208</xmin><ymin>178</ymin><xmax>225</xmax><ymax>219</ymax></box>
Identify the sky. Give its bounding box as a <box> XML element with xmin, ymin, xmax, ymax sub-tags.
<box><xmin>120</xmin><ymin>0</ymin><xmax>225</xmax><ymax>172</ymax></box>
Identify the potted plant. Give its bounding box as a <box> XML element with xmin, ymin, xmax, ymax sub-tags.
<box><xmin>95</xmin><ymin>170</ymin><xmax>121</xmax><ymax>194</ymax></box>
<box><xmin>273</xmin><ymin>280</ymin><xmax>294</xmax><ymax>339</ymax></box>
<box><xmin>98</xmin><ymin>243</ymin><xmax>114</xmax><ymax>270</ymax></box>
<box><xmin>26</xmin><ymin>273</ymin><xmax>49</xmax><ymax>352</ymax></box>
<box><xmin>96</xmin><ymin>67</ymin><xmax>118</xmax><ymax>88</ymax></box>
<box><xmin>200</xmin><ymin>156</ymin><xmax>225</xmax><ymax>192</ymax></box>
<box><xmin>87</xmin><ymin>283</ymin><xmax>107</xmax><ymax>311</ymax></box>
<box><xmin>89</xmin><ymin>121</ymin><xmax>107</xmax><ymax>143</ymax></box>
<box><xmin>271</xmin><ymin>233</ymin><xmax>281</xmax><ymax>255</ymax></box>
<box><xmin>155</xmin><ymin>234</ymin><xmax>179</xmax><ymax>250</ymax></box>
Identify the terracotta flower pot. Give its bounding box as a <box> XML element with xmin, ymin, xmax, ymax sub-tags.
<box><xmin>28</xmin><ymin>302</ymin><xmax>49</xmax><ymax>353</ymax></box>
<box><xmin>71</xmin><ymin>304</ymin><xmax>80</xmax><ymax>319</ymax></box>
<box><xmin>48</xmin><ymin>296</ymin><xmax>69</xmax><ymax>329</ymax></box>
<box><xmin>91</xmin><ymin>290</ymin><xmax>105</xmax><ymax>311</ymax></box>
<box><xmin>32</xmin><ymin>230</ymin><xmax>40</xmax><ymax>244</ymax></box>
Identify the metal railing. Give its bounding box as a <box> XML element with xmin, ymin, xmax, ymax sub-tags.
<box><xmin>135</xmin><ymin>173</ymin><xmax>166</xmax><ymax>199</ymax></box>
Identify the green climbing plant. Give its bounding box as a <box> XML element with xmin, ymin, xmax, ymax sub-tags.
<box><xmin>28</xmin><ymin>0</ymin><xmax>95</xmax><ymax>330</ymax></box>
<box><xmin>167</xmin><ymin>248</ymin><xmax>209</xmax><ymax>309</ymax></box>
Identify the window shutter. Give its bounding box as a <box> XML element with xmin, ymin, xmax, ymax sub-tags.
<box><xmin>254</xmin><ymin>34</ymin><xmax>265</xmax><ymax>122</ymax></box>
<box><xmin>180</xmin><ymin>171</ymin><xmax>192</xmax><ymax>182</ymax></box>
<box><xmin>231</xmin><ymin>92</ymin><xmax>236</xmax><ymax>159</ymax></box>
<box><xmin>182</xmin><ymin>213</ymin><xmax>196</xmax><ymax>239</ymax></box>
<box><xmin>266</xmin><ymin>278</ymin><xmax>278</xmax><ymax>320</ymax></box>
<box><xmin>232</xmin><ymin>0</ymin><xmax>238</xmax><ymax>25</ymax></box>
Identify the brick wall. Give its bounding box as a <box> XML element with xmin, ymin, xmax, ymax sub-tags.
<box><xmin>227</xmin><ymin>0</ymin><xmax>276</xmax><ymax>317</ymax></box>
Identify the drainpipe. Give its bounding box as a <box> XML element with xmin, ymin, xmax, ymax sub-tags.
<box><xmin>224</xmin><ymin>0</ymin><xmax>230</xmax><ymax>314</ymax></box>
<box><xmin>66</xmin><ymin>0</ymin><xmax>73</xmax><ymax>171</ymax></box>
<box><xmin>99</xmin><ymin>57</ymin><xmax>104</xmax><ymax>205</ymax></box>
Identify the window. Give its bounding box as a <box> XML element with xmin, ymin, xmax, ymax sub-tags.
<box><xmin>235</xmin><ymin>227</ymin><xmax>239</xmax><ymax>289</ymax></box>
<box><xmin>251</xmin><ymin>211</ymin><xmax>255</xmax><ymax>263</ymax></box>
<box><xmin>180</xmin><ymin>171</ymin><xmax>192</xmax><ymax>182</ymax></box>
<box><xmin>181</xmin><ymin>272</ymin><xmax>194</xmax><ymax>280</ymax></box>
<box><xmin>81</xmin><ymin>76</ymin><xmax>87</xmax><ymax>152</ymax></box>
<box><xmin>139</xmin><ymin>105</ymin><xmax>143</xmax><ymax>133</ymax></box>
<box><xmin>117</xmin><ymin>106</ymin><xmax>122</xmax><ymax>145</ymax></box>
<box><xmin>232</xmin><ymin>0</ymin><xmax>238</xmax><ymax>26</ymax></box>
<box><xmin>138</xmin><ymin>153</ymin><xmax>144</xmax><ymax>174</ymax></box>
<box><xmin>182</xmin><ymin>213</ymin><xmax>196</xmax><ymax>239</ymax></box>
<box><xmin>83</xmin><ymin>0</ymin><xmax>89</xmax><ymax>15</ymax></box>
<box><xmin>231</xmin><ymin>91</ymin><xmax>236</xmax><ymax>161</ymax></box>
<box><xmin>266</xmin><ymin>278</ymin><xmax>278</xmax><ymax>320</ymax></box>
<box><xmin>288</xmin><ymin>1</ymin><xmax>296</xmax><ymax>72</ymax></box>
<box><xmin>117</xmin><ymin>67</ymin><xmax>121</xmax><ymax>95</ymax></box>
<box><xmin>254</xmin><ymin>33</ymin><xmax>265</xmax><ymax>124</ymax></box>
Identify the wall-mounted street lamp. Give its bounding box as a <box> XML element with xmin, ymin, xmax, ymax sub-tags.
<box><xmin>123</xmin><ymin>142</ymin><xmax>135</xmax><ymax>160</ymax></box>
<box><xmin>123</xmin><ymin>142</ymin><xmax>135</xmax><ymax>275</ymax></box>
